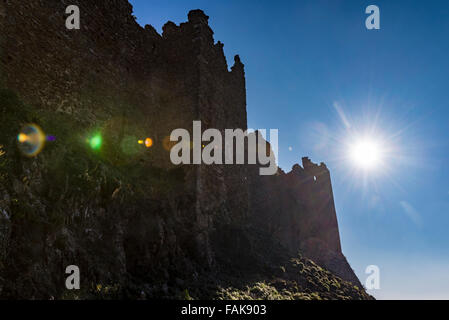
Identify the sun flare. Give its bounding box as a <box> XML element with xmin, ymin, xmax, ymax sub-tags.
<box><xmin>349</xmin><ymin>138</ymin><xmax>383</xmax><ymax>170</ymax></box>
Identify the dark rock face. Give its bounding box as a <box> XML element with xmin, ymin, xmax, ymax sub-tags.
<box><xmin>0</xmin><ymin>0</ymin><xmax>368</xmax><ymax>299</ymax></box>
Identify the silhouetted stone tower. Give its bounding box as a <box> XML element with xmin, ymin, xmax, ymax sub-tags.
<box><xmin>161</xmin><ymin>9</ymin><xmax>249</xmax><ymax>266</ymax></box>
<box><xmin>300</xmin><ymin>157</ymin><xmax>342</xmax><ymax>255</ymax></box>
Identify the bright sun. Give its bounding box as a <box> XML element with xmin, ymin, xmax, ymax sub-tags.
<box><xmin>349</xmin><ymin>138</ymin><xmax>383</xmax><ymax>170</ymax></box>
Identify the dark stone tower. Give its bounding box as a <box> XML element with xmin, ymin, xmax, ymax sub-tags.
<box><xmin>299</xmin><ymin>157</ymin><xmax>342</xmax><ymax>255</ymax></box>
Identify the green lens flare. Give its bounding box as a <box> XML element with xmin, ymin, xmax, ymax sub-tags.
<box><xmin>89</xmin><ymin>135</ymin><xmax>102</xmax><ymax>150</ymax></box>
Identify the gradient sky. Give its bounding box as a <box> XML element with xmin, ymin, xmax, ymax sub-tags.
<box><xmin>129</xmin><ymin>0</ymin><xmax>449</xmax><ymax>299</ymax></box>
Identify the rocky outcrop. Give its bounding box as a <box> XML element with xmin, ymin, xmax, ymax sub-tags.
<box><xmin>0</xmin><ymin>0</ymin><xmax>367</xmax><ymax>299</ymax></box>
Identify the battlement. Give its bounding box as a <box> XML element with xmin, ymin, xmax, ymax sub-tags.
<box><xmin>302</xmin><ymin>156</ymin><xmax>329</xmax><ymax>178</ymax></box>
<box><xmin>188</xmin><ymin>9</ymin><xmax>210</xmax><ymax>24</ymax></box>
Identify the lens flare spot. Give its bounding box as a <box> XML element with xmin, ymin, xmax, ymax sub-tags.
<box><xmin>163</xmin><ymin>136</ymin><xmax>178</xmax><ymax>151</ymax></box>
<box><xmin>89</xmin><ymin>135</ymin><xmax>102</xmax><ymax>150</ymax></box>
<box><xmin>17</xmin><ymin>124</ymin><xmax>46</xmax><ymax>157</ymax></box>
<box><xmin>145</xmin><ymin>138</ymin><xmax>153</xmax><ymax>148</ymax></box>
<box><xmin>18</xmin><ymin>133</ymin><xmax>28</xmax><ymax>143</ymax></box>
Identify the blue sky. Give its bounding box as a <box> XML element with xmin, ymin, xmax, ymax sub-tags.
<box><xmin>129</xmin><ymin>0</ymin><xmax>449</xmax><ymax>299</ymax></box>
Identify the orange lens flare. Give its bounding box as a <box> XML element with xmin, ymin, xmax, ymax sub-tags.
<box><xmin>138</xmin><ymin>138</ymin><xmax>153</xmax><ymax>148</ymax></box>
<box><xmin>145</xmin><ymin>138</ymin><xmax>153</xmax><ymax>148</ymax></box>
<box><xmin>162</xmin><ymin>136</ymin><xmax>179</xmax><ymax>151</ymax></box>
<box><xmin>18</xmin><ymin>133</ymin><xmax>29</xmax><ymax>143</ymax></box>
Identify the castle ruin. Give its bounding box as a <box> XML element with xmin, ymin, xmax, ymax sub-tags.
<box><xmin>0</xmin><ymin>0</ymin><xmax>362</xmax><ymax>298</ymax></box>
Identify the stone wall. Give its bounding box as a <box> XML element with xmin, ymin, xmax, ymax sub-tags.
<box><xmin>0</xmin><ymin>1</ymin><xmax>249</xmax><ymax>267</ymax></box>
